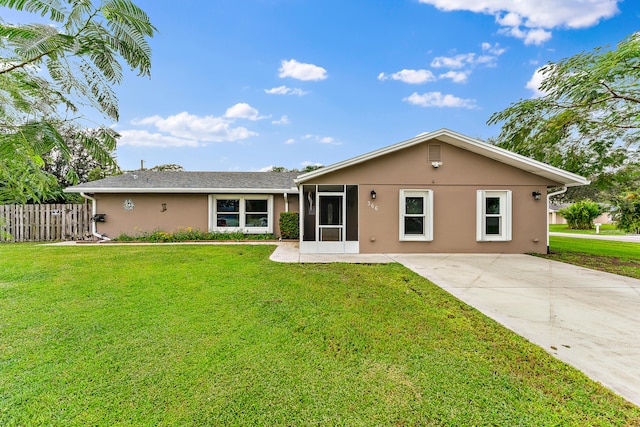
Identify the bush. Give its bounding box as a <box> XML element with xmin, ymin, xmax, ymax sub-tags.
<box><xmin>279</xmin><ymin>212</ymin><xmax>299</xmax><ymax>239</ymax></box>
<box><xmin>611</xmin><ymin>191</ymin><xmax>640</xmax><ymax>234</ymax></box>
<box><xmin>558</xmin><ymin>200</ymin><xmax>602</xmax><ymax>230</ymax></box>
<box><xmin>113</xmin><ymin>227</ymin><xmax>275</xmax><ymax>242</ymax></box>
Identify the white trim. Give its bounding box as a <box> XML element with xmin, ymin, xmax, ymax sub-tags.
<box><xmin>66</xmin><ymin>187</ymin><xmax>298</xmax><ymax>194</ymax></box>
<box><xmin>476</xmin><ymin>190</ymin><xmax>512</xmax><ymax>242</ymax></box>
<box><xmin>399</xmin><ymin>189</ymin><xmax>433</xmax><ymax>242</ymax></box>
<box><xmin>209</xmin><ymin>194</ymin><xmax>273</xmax><ymax>234</ymax></box>
<box><xmin>295</xmin><ymin>128</ymin><xmax>589</xmax><ymax>187</ymax></box>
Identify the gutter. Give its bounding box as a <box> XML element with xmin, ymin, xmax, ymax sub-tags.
<box><xmin>80</xmin><ymin>192</ymin><xmax>111</xmax><ymax>241</ymax></box>
<box><xmin>546</xmin><ymin>186</ymin><xmax>568</xmax><ymax>253</ymax></box>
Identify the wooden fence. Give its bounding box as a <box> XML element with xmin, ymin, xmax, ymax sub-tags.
<box><xmin>0</xmin><ymin>204</ymin><xmax>92</xmax><ymax>242</ymax></box>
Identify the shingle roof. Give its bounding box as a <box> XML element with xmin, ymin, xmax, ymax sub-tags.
<box><xmin>64</xmin><ymin>171</ymin><xmax>300</xmax><ymax>194</ymax></box>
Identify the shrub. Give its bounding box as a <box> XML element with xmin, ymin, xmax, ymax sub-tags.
<box><xmin>113</xmin><ymin>227</ymin><xmax>275</xmax><ymax>242</ymax></box>
<box><xmin>558</xmin><ymin>200</ymin><xmax>602</xmax><ymax>230</ymax></box>
<box><xmin>279</xmin><ymin>212</ymin><xmax>299</xmax><ymax>239</ymax></box>
<box><xmin>611</xmin><ymin>191</ymin><xmax>640</xmax><ymax>234</ymax></box>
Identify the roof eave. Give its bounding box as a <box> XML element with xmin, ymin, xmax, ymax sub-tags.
<box><xmin>63</xmin><ymin>187</ymin><xmax>300</xmax><ymax>194</ymax></box>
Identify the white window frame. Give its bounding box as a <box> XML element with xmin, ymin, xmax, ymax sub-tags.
<box><xmin>399</xmin><ymin>189</ymin><xmax>433</xmax><ymax>241</ymax></box>
<box><xmin>476</xmin><ymin>190</ymin><xmax>512</xmax><ymax>242</ymax></box>
<box><xmin>209</xmin><ymin>194</ymin><xmax>273</xmax><ymax>234</ymax></box>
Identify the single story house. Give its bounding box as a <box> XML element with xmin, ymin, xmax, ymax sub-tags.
<box><xmin>65</xmin><ymin>128</ymin><xmax>588</xmax><ymax>254</ymax></box>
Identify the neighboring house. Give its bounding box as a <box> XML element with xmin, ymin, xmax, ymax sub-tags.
<box><xmin>65</xmin><ymin>129</ymin><xmax>588</xmax><ymax>254</ymax></box>
<box><xmin>548</xmin><ymin>203</ymin><xmax>612</xmax><ymax>225</ymax></box>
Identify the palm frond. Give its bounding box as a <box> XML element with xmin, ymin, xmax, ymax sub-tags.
<box><xmin>0</xmin><ymin>0</ymin><xmax>67</xmax><ymax>22</ymax></box>
<box><xmin>78</xmin><ymin>60</ymin><xmax>119</xmax><ymax>120</ymax></box>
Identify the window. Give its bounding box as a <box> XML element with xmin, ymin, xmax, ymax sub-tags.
<box><xmin>476</xmin><ymin>190</ymin><xmax>512</xmax><ymax>241</ymax></box>
<box><xmin>399</xmin><ymin>190</ymin><xmax>433</xmax><ymax>241</ymax></box>
<box><xmin>210</xmin><ymin>195</ymin><xmax>273</xmax><ymax>233</ymax></box>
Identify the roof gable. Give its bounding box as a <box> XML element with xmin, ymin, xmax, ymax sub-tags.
<box><xmin>295</xmin><ymin>129</ymin><xmax>589</xmax><ymax>186</ymax></box>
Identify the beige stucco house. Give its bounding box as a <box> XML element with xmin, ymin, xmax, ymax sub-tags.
<box><xmin>65</xmin><ymin>129</ymin><xmax>588</xmax><ymax>254</ymax></box>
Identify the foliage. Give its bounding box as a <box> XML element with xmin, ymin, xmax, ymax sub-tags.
<box><xmin>1</xmin><ymin>244</ymin><xmax>638</xmax><ymax>425</ymax></box>
<box><xmin>279</xmin><ymin>211</ymin><xmax>299</xmax><ymax>239</ymax></box>
<box><xmin>270</xmin><ymin>165</ymin><xmax>324</xmax><ymax>173</ymax></box>
<box><xmin>0</xmin><ymin>0</ymin><xmax>156</xmax><ymax>203</ymax></box>
<box><xmin>148</xmin><ymin>164</ymin><xmax>184</xmax><ymax>171</ymax></box>
<box><xmin>558</xmin><ymin>200</ymin><xmax>603</xmax><ymax>230</ymax></box>
<box><xmin>113</xmin><ymin>227</ymin><xmax>276</xmax><ymax>242</ymax></box>
<box><xmin>488</xmin><ymin>32</ymin><xmax>640</xmax><ymax>180</ymax></box>
<box><xmin>611</xmin><ymin>191</ymin><xmax>640</xmax><ymax>234</ymax></box>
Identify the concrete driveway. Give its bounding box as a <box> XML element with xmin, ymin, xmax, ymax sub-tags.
<box><xmin>271</xmin><ymin>245</ymin><xmax>640</xmax><ymax>406</ymax></box>
<box><xmin>387</xmin><ymin>253</ymin><xmax>640</xmax><ymax>407</ymax></box>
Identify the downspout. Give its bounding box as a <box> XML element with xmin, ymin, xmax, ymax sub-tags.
<box><xmin>284</xmin><ymin>193</ymin><xmax>289</xmax><ymax>212</ymax></box>
<box><xmin>546</xmin><ymin>186</ymin><xmax>567</xmax><ymax>253</ymax></box>
<box><xmin>80</xmin><ymin>192</ymin><xmax>111</xmax><ymax>241</ymax></box>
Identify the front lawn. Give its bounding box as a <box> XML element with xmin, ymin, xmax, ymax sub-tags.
<box><xmin>549</xmin><ymin>223</ymin><xmax>626</xmax><ymax>235</ymax></box>
<box><xmin>541</xmin><ymin>236</ymin><xmax>640</xmax><ymax>279</ymax></box>
<box><xmin>1</xmin><ymin>244</ymin><xmax>638</xmax><ymax>426</ymax></box>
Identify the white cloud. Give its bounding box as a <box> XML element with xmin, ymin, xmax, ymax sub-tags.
<box><xmin>284</xmin><ymin>138</ymin><xmax>296</xmax><ymax>145</ymax></box>
<box><xmin>118</xmin><ymin>129</ymin><xmax>201</xmax><ymax>147</ymax></box>
<box><xmin>279</xmin><ymin>59</ymin><xmax>327</xmax><ymax>81</ymax></box>
<box><xmin>481</xmin><ymin>42</ymin><xmax>506</xmax><ymax>56</ymax></box>
<box><xmin>224</xmin><ymin>102</ymin><xmax>264</xmax><ymax>121</ymax></box>
<box><xmin>526</xmin><ymin>67</ymin><xmax>549</xmax><ymax>97</ymax></box>
<box><xmin>418</xmin><ymin>0</ymin><xmax>620</xmax><ymax>44</ymax></box>
<box><xmin>272</xmin><ymin>115</ymin><xmax>290</xmax><ymax>125</ymax></box>
<box><xmin>265</xmin><ymin>85</ymin><xmax>309</xmax><ymax>96</ymax></box>
<box><xmin>439</xmin><ymin>70</ymin><xmax>470</xmax><ymax>83</ymax></box>
<box><xmin>377</xmin><ymin>69</ymin><xmax>436</xmax><ymax>84</ymax></box>
<box><xmin>523</xmin><ymin>28</ymin><xmax>552</xmax><ymax>45</ymax></box>
<box><xmin>302</xmin><ymin>134</ymin><xmax>342</xmax><ymax>145</ymax></box>
<box><xmin>127</xmin><ymin>111</ymin><xmax>258</xmax><ymax>146</ymax></box>
<box><xmin>258</xmin><ymin>165</ymin><xmax>275</xmax><ymax>172</ymax></box>
<box><xmin>404</xmin><ymin>92</ymin><xmax>476</xmax><ymax>108</ymax></box>
<box><xmin>431</xmin><ymin>53</ymin><xmax>476</xmax><ymax>69</ymax></box>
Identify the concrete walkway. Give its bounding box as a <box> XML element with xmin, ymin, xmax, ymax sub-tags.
<box><xmin>271</xmin><ymin>244</ymin><xmax>640</xmax><ymax>407</ymax></box>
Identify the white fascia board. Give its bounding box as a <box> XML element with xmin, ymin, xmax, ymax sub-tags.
<box><xmin>294</xmin><ymin>128</ymin><xmax>589</xmax><ymax>187</ymax></box>
<box><xmin>63</xmin><ymin>187</ymin><xmax>299</xmax><ymax>194</ymax></box>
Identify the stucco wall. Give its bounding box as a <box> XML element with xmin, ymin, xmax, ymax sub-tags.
<box><xmin>303</xmin><ymin>138</ymin><xmax>560</xmax><ymax>254</ymax></box>
<box><xmin>92</xmin><ymin>193</ymin><xmax>298</xmax><ymax>239</ymax></box>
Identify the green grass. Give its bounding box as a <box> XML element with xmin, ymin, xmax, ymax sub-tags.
<box><xmin>549</xmin><ymin>223</ymin><xmax>627</xmax><ymax>235</ymax></box>
<box><xmin>541</xmin><ymin>236</ymin><xmax>640</xmax><ymax>279</ymax></box>
<box><xmin>1</xmin><ymin>244</ymin><xmax>639</xmax><ymax>426</ymax></box>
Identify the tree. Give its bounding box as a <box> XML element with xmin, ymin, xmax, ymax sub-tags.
<box><xmin>149</xmin><ymin>164</ymin><xmax>184</xmax><ymax>171</ymax></box>
<box><xmin>0</xmin><ymin>0</ymin><xmax>156</xmax><ymax>203</ymax></box>
<box><xmin>488</xmin><ymin>32</ymin><xmax>639</xmax><ymax>181</ymax></box>
<box><xmin>558</xmin><ymin>200</ymin><xmax>602</xmax><ymax>230</ymax></box>
<box><xmin>611</xmin><ymin>191</ymin><xmax>640</xmax><ymax>234</ymax></box>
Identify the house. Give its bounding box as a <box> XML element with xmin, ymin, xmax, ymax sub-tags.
<box><xmin>65</xmin><ymin>129</ymin><xmax>588</xmax><ymax>254</ymax></box>
<box><xmin>64</xmin><ymin>171</ymin><xmax>300</xmax><ymax>240</ymax></box>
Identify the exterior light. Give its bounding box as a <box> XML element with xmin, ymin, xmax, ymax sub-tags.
<box><xmin>371</xmin><ymin>190</ymin><xmax>377</xmax><ymax>199</ymax></box>
<box><xmin>532</xmin><ymin>191</ymin><xmax>541</xmax><ymax>200</ymax></box>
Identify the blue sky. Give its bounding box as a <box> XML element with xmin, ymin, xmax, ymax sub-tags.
<box><xmin>5</xmin><ymin>1</ymin><xmax>640</xmax><ymax>171</ymax></box>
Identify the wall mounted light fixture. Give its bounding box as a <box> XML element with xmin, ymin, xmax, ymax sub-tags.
<box><xmin>161</xmin><ymin>203</ymin><xmax>167</xmax><ymax>212</ymax></box>
<box><xmin>370</xmin><ymin>190</ymin><xmax>377</xmax><ymax>199</ymax></box>
<box><xmin>532</xmin><ymin>191</ymin><xmax>542</xmax><ymax>200</ymax></box>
